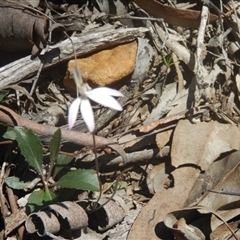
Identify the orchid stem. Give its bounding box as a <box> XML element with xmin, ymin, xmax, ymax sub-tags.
<box><xmin>92</xmin><ymin>132</ymin><xmax>102</xmax><ymax>209</ymax></box>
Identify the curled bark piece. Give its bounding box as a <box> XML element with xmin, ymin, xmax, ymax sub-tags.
<box><xmin>48</xmin><ymin>201</ymin><xmax>88</xmax><ymax>231</ymax></box>
<box><xmin>25</xmin><ymin>210</ymin><xmax>60</xmax><ymax>236</ymax></box>
<box><xmin>89</xmin><ymin>198</ymin><xmax>125</xmax><ymax>231</ymax></box>
<box><xmin>0</xmin><ymin>0</ymin><xmax>48</xmax><ymax>52</ymax></box>
<box><xmin>25</xmin><ymin>201</ymin><xmax>88</xmax><ymax>237</ymax></box>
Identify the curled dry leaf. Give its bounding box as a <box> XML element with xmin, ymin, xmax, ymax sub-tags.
<box><xmin>192</xmin><ymin>151</ymin><xmax>240</xmax><ymax>227</ymax></box>
<box><xmin>164</xmin><ymin>209</ymin><xmax>206</xmax><ymax>240</ymax></box>
<box><xmin>164</xmin><ymin>206</ymin><xmax>238</xmax><ymax>240</ymax></box>
<box><xmin>146</xmin><ymin>163</ymin><xmax>171</xmax><ymax>194</ymax></box>
<box><xmin>163</xmin><ymin>151</ymin><xmax>240</xmax><ymax>239</ymax></box>
<box><xmin>210</xmin><ymin>220</ymin><xmax>240</xmax><ymax>239</ymax></box>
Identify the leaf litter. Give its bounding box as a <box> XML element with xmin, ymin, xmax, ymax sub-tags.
<box><xmin>0</xmin><ymin>0</ymin><xmax>240</xmax><ymax>239</ymax></box>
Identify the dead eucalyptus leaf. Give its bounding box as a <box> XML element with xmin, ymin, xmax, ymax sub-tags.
<box><xmin>164</xmin><ymin>207</ymin><xmax>214</xmax><ymax>240</ymax></box>
<box><xmin>165</xmin><ymin>151</ymin><xmax>240</xmax><ymax>239</ymax></box>
<box><xmin>164</xmin><ymin>209</ymin><xmax>206</xmax><ymax>240</ymax></box>
<box><xmin>196</xmin><ymin>151</ymin><xmax>240</xmax><ymax>230</ymax></box>
<box><xmin>134</xmin><ymin>0</ymin><xmax>218</xmax><ymax>28</ymax></box>
<box><xmin>128</xmin><ymin>166</ymin><xmax>200</xmax><ymax>240</ymax></box>
<box><xmin>210</xmin><ymin>220</ymin><xmax>240</xmax><ymax>240</ymax></box>
<box><xmin>164</xmin><ymin>205</ymin><xmax>239</xmax><ymax>240</ymax></box>
<box><xmin>131</xmin><ymin>37</ymin><xmax>153</xmax><ymax>84</ymax></box>
<box><xmin>171</xmin><ymin>120</ymin><xmax>240</xmax><ymax>170</ymax></box>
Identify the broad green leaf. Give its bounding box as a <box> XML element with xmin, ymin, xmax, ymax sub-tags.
<box><xmin>27</xmin><ymin>190</ymin><xmax>45</xmax><ymax>213</ymax></box>
<box><xmin>14</xmin><ymin>126</ymin><xmax>43</xmax><ymax>177</ymax></box>
<box><xmin>5</xmin><ymin>176</ymin><xmax>30</xmax><ymax>190</ymax></box>
<box><xmin>57</xmin><ymin>169</ymin><xmax>100</xmax><ymax>191</ymax></box>
<box><xmin>50</xmin><ymin>129</ymin><xmax>61</xmax><ymax>163</ymax></box>
<box><xmin>52</xmin><ymin>154</ymin><xmax>73</xmax><ymax>179</ymax></box>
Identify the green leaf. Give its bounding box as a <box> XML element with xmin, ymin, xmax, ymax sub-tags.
<box><xmin>14</xmin><ymin>126</ymin><xmax>43</xmax><ymax>177</ymax></box>
<box><xmin>0</xmin><ymin>123</ymin><xmax>16</xmax><ymax>140</ymax></box>
<box><xmin>53</xmin><ymin>154</ymin><xmax>73</xmax><ymax>179</ymax></box>
<box><xmin>27</xmin><ymin>190</ymin><xmax>45</xmax><ymax>213</ymax></box>
<box><xmin>5</xmin><ymin>176</ymin><xmax>30</xmax><ymax>190</ymax></box>
<box><xmin>3</xmin><ymin>127</ymin><xmax>16</xmax><ymax>140</ymax></box>
<box><xmin>162</xmin><ymin>54</ymin><xmax>174</xmax><ymax>68</ymax></box>
<box><xmin>50</xmin><ymin>129</ymin><xmax>61</xmax><ymax>163</ymax></box>
<box><xmin>27</xmin><ymin>188</ymin><xmax>57</xmax><ymax>213</ymax></box>
<box><xmin>57</xmin><ymin>169</ymin><xmax>100</xmax><ymax>191</ymax></box>
<box><xmin>44</xmin><ymin>186</ymin><xmax>57</xmax><ymax>203</ymax></box>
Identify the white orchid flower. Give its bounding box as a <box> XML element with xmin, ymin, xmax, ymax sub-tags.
<box><xmin>68</xmin><ymin>65</ymin><xmax>123</xmax><ymax>132</ymax></box>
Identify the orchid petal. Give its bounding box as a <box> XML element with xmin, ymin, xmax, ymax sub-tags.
<box><xmin>87</xmin><ymin>93</ymin><xmax>123</xmax><ymax>111</ymax></box>
<box><xmin>80</xmin><ymin>98</ymin><xmax>95</xmax><ymax>132</ymax></box>
<box><xmin>68</xmin><ymin>98</ymin><xmax>81</xmax><ymax>129</ymax></box>
<box><xmin>89</xmin><ymin>87</ymin><xmax>123</xmax><ymax>97</ymax></box>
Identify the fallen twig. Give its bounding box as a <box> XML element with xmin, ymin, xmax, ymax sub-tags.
<box><xmin>0</xmin><ymin>105</ymin><xmax>128</xmax><ymax>163</ymax></box>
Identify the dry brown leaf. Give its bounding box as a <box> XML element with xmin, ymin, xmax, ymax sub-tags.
<box><xmin>210</xmin><ymin>220</ymin><xmax>240</xmax><ymax>239</ymax></box>
<box><xmin>134</xmin><ymin>0</ymin><xmax>218</xmax><ymax>28</ymax></box>
<box><xmin>196</xmin><ymin>151</ymin><xmax>240</xmax><ymax>230</ymax></box>
<box><xmin>164</xmin><ymin>205</ymin><xmax>239</xmax><ymax>239</ymax></box>
<box><xmin>164</xmin><ymin>207</ymin><xmax>227</xmax><ymax>240</ymax></box>
<box><xmin>164</xmin><ymin>211</ymin><xmax>205</xmax><ymax>240</ymax></box>
<box><xmin>128</xmin><ymin>166</ymin><xmax>200</xmax><ymax>240</ymax></box>
<box><xmin>171</xmin><ymin>120</ymin><xmax>240</xmax><ymax>170</ymax></box>
<box><xmin>156</xmin><ymin>130</ymin><xmax>172</xmax><ymax>156</ymax></box>
<box><xmin>163</xmin><ymin>151</ymin><xmax>240</xmax><ymax>239</ymax></box>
